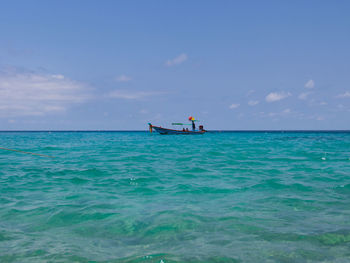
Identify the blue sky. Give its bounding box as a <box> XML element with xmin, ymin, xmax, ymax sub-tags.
<box><xmin>0</xmin><ymin>0</ymin><xmax>349</xmax><ymax>130</ymax></box>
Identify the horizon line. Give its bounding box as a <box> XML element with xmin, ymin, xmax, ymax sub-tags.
<box><xmin>0</xmin><ymin>130</ymin><xmax>350</xmax><ymax>132</ymax></box>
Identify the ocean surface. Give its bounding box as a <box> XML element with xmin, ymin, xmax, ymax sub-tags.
<box><xmin>0</xmin><ymin>131</ymin><xmax>350</xmax><ymax>263</ymax></box>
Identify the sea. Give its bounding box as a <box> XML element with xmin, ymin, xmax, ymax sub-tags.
<box><xmin>0</xmin><ymin>131</ymin><xmax>350</xmax><ymax>263</ymax></box>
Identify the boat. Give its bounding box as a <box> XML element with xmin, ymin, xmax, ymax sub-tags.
<box><xmin>148</xmin><ymin>116</ymin><xmax>206</xmax><ymax>135</ymax></box>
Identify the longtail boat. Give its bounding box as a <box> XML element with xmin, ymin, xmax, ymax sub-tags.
<box><xmin>148</xmin><ymin>116</ymin><xmax>206</xmax><ymax>135</ymax></box>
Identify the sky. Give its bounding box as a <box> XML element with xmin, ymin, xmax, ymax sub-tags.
<box><xmin>0</xmin><ymin>0</ymin><xmax>349</xmax><ymax>130</ymax></box>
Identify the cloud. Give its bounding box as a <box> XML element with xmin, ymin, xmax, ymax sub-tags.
<box><xmin>265</xmin><ymin>91</ymin><xmax>291</xmax><ymax>102</ymax></box>
<box><xmin>0</xmin><ymin>68</ymin><xmax>89</xmax><ymax>117</ymax></box>
<box><xmin>229</xmin><ymin>103</ymin><xmax>240</xmax><ymax>109</ymax></box>
<box><xmin>298</xmin><ymin>92</ymin><xmax>311</xmax><ymax>100</ymax></box>
<box><xmin>268</xmin><ymin>112</ymin><xmax>277</xmax><ymax>117</ymax></box>
<box><xmin>269</xmin><ymin>109</ymin><xmax>290</xmax><ymax>116</ymax></box>
<box><xmin>248</xmin><ymin>100</ymin><xmax>259</xmax><ymax>106</ymax></box>
<box><xmin>165</xmin><ymin>53</ymin><xmax>188</xmax><ymax>66</ymax></box>
<box><xmin>261</xmin><ymin>108</ymin><xmax>293</xmax><ymax>118</ymax></box>
<box><xmin>115</xmin><ymin>75</ymin><xmax>131</xmax><ymax>82</ymax></box>
<box><xmin>51</xmin><ymin>74</ymin><xmax>64</xmax><ymax>79</ymax></box>
<box><xmin>108</xmin><ymin>90</ymin><xmax>164</xmax><ymax>100</ymax></box>
<box><xmin>336</xmin><ymin>91</ymin><xmax>350</xmax><ymax>98</ymax></box>
<box><xmin>305</xmin><ymin>79</ymin><xmax>315</xmax><ymax>89</ymax></box>
<box><xmin>246</xmin><ymin>89</ymin><xmax>255</xmax><ymax>96</ymax></box>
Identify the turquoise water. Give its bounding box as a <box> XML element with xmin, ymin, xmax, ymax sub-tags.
<box><xmin>1</xmin><ymin>131</ymin><xmax>350</xmax><ymax>262</ymax></box>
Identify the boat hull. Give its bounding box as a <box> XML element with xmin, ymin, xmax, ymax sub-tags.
<box><xmin>150</xmin><ymin>125</ymin><xmax>205</xmax><ymax>135</ymax></box>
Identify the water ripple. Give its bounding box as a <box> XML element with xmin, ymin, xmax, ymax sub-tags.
<box><xmin>1</xmin><ymin>131</ymin><xmax>350</xmax><ymax>262</ymax></box>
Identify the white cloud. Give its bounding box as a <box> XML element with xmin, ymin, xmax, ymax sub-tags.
<box><xmin>265</xmin><ymin>91</ymin><xmax>291</xmax><ymax>102</ymax></box>
<box><xmin>305</xmin><ymin>79</ymin><xmax>315</xmax><ymax>89</ymax></box>
<box><xmin>246</xmin><ymin>89</ymin><xmax>255</xmax><ymax>96</ymax></box>
<box><xmin>229</xmin><ymin>103</ymin><xmax>240</xmax><ymax>109</ymax></box>
<box><xmin>51</xmin><ymin>74</ymin><xmax>65</xmax><ymax>79</ymax></box>
<box><xmin>248</xmin><ymin>100</ymin><xmax>259</xmax><ymax>106</ymax></box>
<box><xmin>0</xmin><ymin>69</ymin><xmax>89</xmax><ymax>117</ymax></box>
<box><xmin>165</xmin><ymin>53</ymin><xmax>188</xmax><ymax>66</ymax></box>
<box><xmin>108</xmin><ymin>90</ymin><xmax>163</xmax><ymax>100</ymax></box>
<box><xmin>115</xmin><ymin>75</ymin><xmax>131</xmax><ymax>82</ymax></box>
<box><xmin>336</xmin><ymin>91</ymin><xmax>350</xmax><ymax>98</ymax></box>
<box><xmin>298</xmin><ymin>92</ymin><xmax>311</xmax><ymax>100</ymax></box>
<box><xmin>262</xmin><ymin>108</ymin><xmax>293</xmax><ymax>118</ymax></box>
